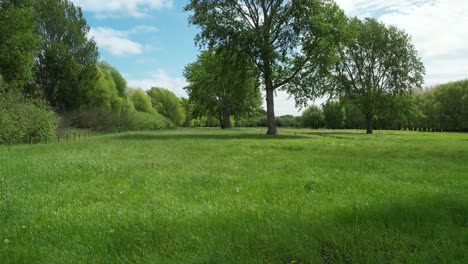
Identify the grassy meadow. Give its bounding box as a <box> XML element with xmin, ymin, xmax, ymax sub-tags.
<box><xmin>0</xmin><ymin>128</ymin><xmax>467</xmax><ymax>263</ymax></box>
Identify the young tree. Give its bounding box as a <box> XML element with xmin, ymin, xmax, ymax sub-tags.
<box><xmin>302</xmin><ymin>105</ymin><xmax>324</xmax><ymax>129</ymax></box>
<box><xmin>31</xmin><ymin>0</ymin><xmax>98</xmax><ymax>111</ymax></box>
<box><xmin>185</xmin><ymin>0</ymin><xmax>346</xmax><ymax>135</ymax></box>
<box><xmin>147</xmin><ymin>87</ymin><xmax>186</xmax><ymax>127</ymax></box>
<box><xmin>184</xmin><ymin>49</ymin><xmax>261</xmax><ymax>129</ymax></box>
<box><xmin>323</xmin><ymin>101</ymin><xmax>345</xmax><ymax>129</ymax></box>
<box><xmin>335</xmin><ymin>18</ymin><xmax>425</xmax><ymax>134</ymax></box>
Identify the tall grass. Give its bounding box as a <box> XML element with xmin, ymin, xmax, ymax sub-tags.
<box><xmin>0</xmin><ymin>128</ymin><xmax>466</xmax><ymax>263</ymax></box>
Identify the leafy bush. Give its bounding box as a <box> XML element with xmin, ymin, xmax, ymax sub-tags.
<box><xmin>0</xmin><ymin>90</ymin><xmax>58</xmax><ymax>143</ymax></box>
<box><xmin>127</xmin><ymin>111</ymin><xmax>174</xmax><ymax>130</ymax></box>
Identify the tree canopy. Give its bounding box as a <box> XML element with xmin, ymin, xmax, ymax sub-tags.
<box><xmin>0</xmin><ymin>0</ymin><xmax>37</xmax><ymax>90</ymax></box>
<box><xmin>184</xmin><ymin>49</ymin><xmax>261</xmax><ymax>128</ymax></box>
<box><xmin>334</xmin><ymin>18</ymin><xmax>425</xmax><ymax>134</ymax></box>
<box><xmin>186</xmin><ymin>0</ymin><xmax>347</xmax><ymax>135</ymax></box>
<box><xmin>147</xmin><ymin>87</ymin><xmax>186</xmax><ymax>126</ymax></box>
<box><xmin>31</xmin><ymin>0</ymin><xmax>98</xmax><ymax>111</ymax></box>
<box><xmin>323</xmin><ymin>101</ymin><xmax>345</xmax><ymax>129</ymax></box>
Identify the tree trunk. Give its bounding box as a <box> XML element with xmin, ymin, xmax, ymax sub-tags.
<box><xmin>222</xmin><ymin>108</ymin><xmax>231</xmax><ymax>129</ymax></box>
<box><xmin>265</xmin><ymin>85</ymin><xmax>277</xmax><ymax>135</ymax></box>
<box><xmin>366</xmin><ymin>114</ymin><xmax>373</xmax><ymax>134</ymax></box>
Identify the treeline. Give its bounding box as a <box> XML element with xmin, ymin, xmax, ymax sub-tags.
<box><xmin>290</xmin><ymin>80</ymin><xmax>467</xmax><ymax>132</ymax></box>
<box><xmin>0</xmin><ymin>0</ymin><xmax>183</xmax><ymax>143</ymax></box>
<box><xmin>179</xmin><ymin>78</ymin><xmax>468</xmax><ymax>133</ymax></box>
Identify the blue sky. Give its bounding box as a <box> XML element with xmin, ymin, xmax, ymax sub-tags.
<box><xmin>74</xmin><ymin>0</ymin><xmax>468</xmax><ymax>115</ymax></box>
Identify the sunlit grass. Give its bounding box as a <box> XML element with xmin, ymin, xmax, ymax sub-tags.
<box><xmin>0</xmin><ymin>128</ymin><xmax>466</xmax><ymax>263</ymax></box>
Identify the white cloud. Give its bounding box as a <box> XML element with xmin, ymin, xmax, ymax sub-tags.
<box><xmin>335</xmin><ymin>0</ymin><xmax>432</xmax><ymax>17</ymax></box>
<box><xmin>73</xmin><ymin>0</ymin><xmax>173</xmax><ymax>18</ymax></box>
<box><xmin>89</xmin><ymin>27</ymin><xmax>143</xmax><ymax>56</ymax></box>
<box><xmin>127</xmin><ymin>69</ymin><xmax>188</xmax><ymax>97</ymax></box>
<box><xmin>335</xmin><ymin>0</ymin><xmax>468</xmax><ymax>87</ymax></box>
<box><xmin>89</xmin><ymin>25</ymin><xmax>159</xmax><ymax>56</ymax></box>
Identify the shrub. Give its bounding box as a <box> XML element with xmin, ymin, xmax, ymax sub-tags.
<box><xmin>127</xmin><ymin>111</ymin><xmax>174</xmax><ymax>130</ymax></box>
<box><xmin>0</xmin><ymin>91</ymin><xmax>58</xmax><ymax>143</ymax></box>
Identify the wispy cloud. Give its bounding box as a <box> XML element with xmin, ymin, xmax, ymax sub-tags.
<box><xmin>73</xmin><ymin>0</ymin><xmax>173</xmax><ymax>18</ymax></box>
<box><xmin>89</xmin><ymin>27</ymin><xmax>143</xmax><ymax>56</ymax></box>
<box><xmin>335</xmin><ymin>0</ymin><xmax>468</xmax><ymax>86</ymax></box>
<box><xmin>89</xmin><ymin>25</ymin><xmax>159</xmax><ymax>56</ymax></box>
<box><xmin>127</xmin><ymin>69</ymin><xmax>188</xmax><ymax>97</ymax></box>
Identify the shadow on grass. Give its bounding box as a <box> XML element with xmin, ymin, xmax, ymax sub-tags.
<box><xmin>300</xmin><ymin>130</ymin><xmax>409</xmax><ymax>140</ymax></box>
<box><xmin>182</xmin><ymin>194</ymin><xmax>467</xmax><ymax>263</ymax></box>
<box><xmin>114</xmin><ymin>132</ymin><xmax>311</xmax><ymax>141</ymax></box>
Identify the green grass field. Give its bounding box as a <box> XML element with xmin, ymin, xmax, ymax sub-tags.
<box><xmin>0</xmin><ymin>128</ymin><xmax>467</xmax><ymax>263</ymax></box>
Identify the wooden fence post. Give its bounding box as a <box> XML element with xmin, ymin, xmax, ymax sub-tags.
<box><xmin>29</xmin><ymin>137</ymin><xmax>32</xmax><ymax>145</ymax></box>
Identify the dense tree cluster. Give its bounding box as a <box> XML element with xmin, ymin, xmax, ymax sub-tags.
<box><xmin>0</xmin><ymin>0</ymin><xmax>181</xmax><ymax>142</ymax></box>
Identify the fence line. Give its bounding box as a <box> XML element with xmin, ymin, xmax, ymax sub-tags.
<box><xmin>0</xmin><ymin>132</ymin><xmax>98</xmax><ymax>146</ymax></box>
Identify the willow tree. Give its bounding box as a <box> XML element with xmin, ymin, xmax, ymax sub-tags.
<box><xmin>186</xmin><ymin>0</ymin><xmax>346</xmax><ymax>135</ymax></box>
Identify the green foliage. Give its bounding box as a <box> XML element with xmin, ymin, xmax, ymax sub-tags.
<box><xmin>335</xmin><ymin>18</ymin><xmax>425</xmax><ymax>133</ymax></box>
<box><xmin>342</xmin><ymin>101</ymin><xmax>366</xmax><ymax>129</ymax></box>
<box><xmin>415</xmin><ymin>80</ymin><xmax>468</xmax><ymax>131</ymax></box>
<box><xmin>180</xmin><ymin>98</ymin><xmax>195</xmax><ymax>127</ymax></box>
<box><xmin>186</xmin><ymin>0</ymin><xmax>347</xmax><ymax>134</ymax></box>
<box><xmin>276</xmin><ymin>115</ymin><xmax>300</xmax><ymax>128</ymax></box>
<box><xmin>31</xmin><ymin>0</ymin><xmax>98</xmax><ymax>111</ymax></box>
<box><xmin>147</xmin><ymin>87</ymin><xmax>186</xmax><ymax>126</ymax></box>
<box><xmin>0</xmin><ymin>79</ymin><xmax>58</xmax><ymax>142</ymax></box>
<box><xmin>184</xmin><ymin>49</ymin><xmax>261</xmax><ymax>128</ymax></box>
<box><xmin>0</xmin><ymin>0</ymin><xmax>37</xmax><ymax>90</ymax></box>
<box><xmin>81</xmin><ymin>64</ymin><xmax>122</xmax><ymax>112</ymax></box>
<box><xmin>99</xmin><ymin>61</ymin><xmax>127</xmax><ymax>97</ymax></box>
<box><xmin>129</xmin><ymin>88</ymin><xmax>153</xmax><ymax>113</ymax></box>
<box><xmin>323</xmin><ymin>101</ymin><xmax>346</xmax><ymax>129</ymax></box>
<box><xmin>127</xmin><ymin>111</ymin><xmax>174</xmax><ymax>131</ymax></box>
<box><xmin>302</xmin><ymin>105</ymin><xmax>325</xmax><ymax>129</ymax></box>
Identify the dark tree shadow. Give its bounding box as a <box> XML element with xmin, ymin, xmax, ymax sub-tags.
<box><xmin>115</xmin><ymin>132</ymin><xmax>311</xmax><ymax>141</ymax></box>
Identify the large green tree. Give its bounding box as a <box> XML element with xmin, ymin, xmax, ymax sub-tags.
<box><xmin>186</xmin><ymin>0</ymin><xmax>346</xmax><ymax>135</ymax></box>
<box><xmin>335</xmin><ymin>18</ymin><xmax>425</xmax><ymax>134</ymax></box>
<box><xmin>184</xmin><ymin>49</ymin><xmax>261</xmax><ymax>129</ymax></box>
<box><xmin>31</xmin><ymin>0</ymin><xmax>98</xmax><ymax>111</ymax></box>
<box><xmin>0</xmin><ymin>0</ymin><xmax>37</xmax><ymax>90</ymax></box>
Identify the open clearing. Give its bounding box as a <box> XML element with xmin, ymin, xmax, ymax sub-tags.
<box><xmin>0</xmin><ymin>128</ymin><xmax>467</xmax><ymax>263</ymax></box>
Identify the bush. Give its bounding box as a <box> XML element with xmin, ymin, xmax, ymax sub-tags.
<box><xmin>127</xmin><ymin>111</ymin><xmax>174</xmax><ymax>130</ymax></box>
<box><xmin>0</xmin><ymin>91</ymin><xmax>58</xmax><ymax>143</ymax></box>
